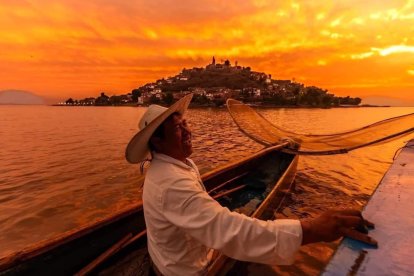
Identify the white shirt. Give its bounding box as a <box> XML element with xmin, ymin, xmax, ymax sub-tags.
<box><xmin>143</xmin><ymin>153</ymin><xmax>302</xmax><ymax>276</ymax></box>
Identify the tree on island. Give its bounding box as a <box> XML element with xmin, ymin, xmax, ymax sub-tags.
<box><xmin>213</xmin><ymin>97</ymin><xmax>226</xmax><ymax>107</ymax></box>
<box><xmin>109</xmin><ymin>95</ymin><xmax>122</xmax><ymax>105</ymax></box>
<box><xmin>65</xmin><ymin>98</ymin><xmax>74</xmax><ymax>105</ymax></box>
<box><xmin>149</xmin><ymin>95</ymin><xmax>161</xmax><ymax>104</ymax></box>
<box><xmin>339</xmin><ymin>96</ymin><xmax>362</xmax><ymax>105</ymax></box>
<box><xmin>297</xmin><ymin>86</ymin><xmax>331</xmax><ymax>106</ymax></box>
<box><xmin>163</xmin><ymin>93</ymin><xmax>175</xmax><ymax>105</ymax></box>
<box><xmin>131</xmin><ymin>89</ymin><xmax>142</xmax><ymax>102</ymax></box>
<box><xmin>193</xmin><ymin>94</ymin><xmax>210</xmax><ymax>105</ymax></box>
<box><xmin>95</xmin><ymin>92</ymin><xmax>110</xmax><ymax>105</ymax></box>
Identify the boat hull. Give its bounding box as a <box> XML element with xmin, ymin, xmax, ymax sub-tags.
<box><xmin>0</xmin><ymin>146</ymin><xmax>297</xmax><ymax>276</ymax></box>
<box><xmin>323</xmin><ymin>139</ymin><xmax>414</xmax><ymax>275</ymax></box>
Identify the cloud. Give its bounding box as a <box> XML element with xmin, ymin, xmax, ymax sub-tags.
<box><xmin>0</xmin><ymin>0</ymin><xmax>413</xmax><ymax>101</ymax></box>
<box><xmin>351</xmin><ymin>52</ymin><xmax>374</xmax><ymax>60</ymax></box>
<box><xmin>372</xmin><ymin>45</ymin><xmax>414</xmax><ymax>56</ymax></box>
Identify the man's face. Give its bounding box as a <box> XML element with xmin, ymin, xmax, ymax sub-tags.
<box><xmin>153</xmin><ymin>113</ymin><xmax>193</xmax><ymax>161</ymax></box>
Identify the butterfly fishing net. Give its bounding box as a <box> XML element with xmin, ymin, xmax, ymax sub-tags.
<box><xmin>227</xmin><ymin>99</ymin><xmax>414</xmax><ymax>155</ymax></box>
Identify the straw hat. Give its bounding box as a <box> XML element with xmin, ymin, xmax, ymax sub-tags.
<box><xmin>125</xmin><ymin>93</ymin><xmax>193</xmax><ymax>164</ymax></box>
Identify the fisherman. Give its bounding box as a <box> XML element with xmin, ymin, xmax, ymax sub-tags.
<box><xmin>126</xmin><ymin>94</ymin><xmax>373</xmax><ymax>276</ymax></box>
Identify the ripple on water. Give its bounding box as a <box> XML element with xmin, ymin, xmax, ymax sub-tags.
<box><xmin>15</xmin><ymin>216</ymin><xmax>44</xmax><ymax>228</ymax></box>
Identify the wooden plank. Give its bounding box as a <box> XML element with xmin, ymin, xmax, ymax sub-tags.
<box><xmin>75</xmin><ymin>233</ymin><xmax>133</xmax><ymax>276</ymax></box>
<box><xmin>208</xmin><ymin>172</ymin><xmax>248</xmax><ymax>195</ymax></box>
<box><xmin>212</xmin><ymin>184</ymin><xmax>247</xmax><ymax>199</ymax></box>
<box><xmin>323</xmin><ymin>139</ymin><xmax>414</xmax><ymax>276</ymax></box>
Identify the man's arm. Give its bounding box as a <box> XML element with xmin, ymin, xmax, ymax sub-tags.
<box><xmin>300</xmin><ymin>209</ymin><xmax>376</xmax><ymax>246</ymax></box>
<box><xmin>162</xmin><ymin>177</ymin><xmax>302</xmax><ymax>265</ymax></box>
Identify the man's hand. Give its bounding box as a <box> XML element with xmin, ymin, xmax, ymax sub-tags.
<box><xmin>300</xmin><ymin>209</ymin><xmax>377</xmax><ymax>246</ymax></box>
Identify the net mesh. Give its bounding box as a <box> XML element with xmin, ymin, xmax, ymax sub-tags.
<box><xmin>227</xmin><ymin>99</ymin><xmax>414</xmax><ymax>155</ymax></box>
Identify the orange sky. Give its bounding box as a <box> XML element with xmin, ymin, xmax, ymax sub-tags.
<box><xmin>0</xmin><ymin>0</ymin><xmax>413</xmax><ymax>104</ymax></box>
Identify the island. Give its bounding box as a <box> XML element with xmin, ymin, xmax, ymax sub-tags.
<box><xmin>61</xmin><ymin>58</ymin><xmax>362</xmax><ymax>108</ymax></box>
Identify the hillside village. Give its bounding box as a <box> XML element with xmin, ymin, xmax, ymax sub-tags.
<box><xmin>63</xmin><ymin>58</ymin><xmax>362</xmax><ymax>107</ymax></box>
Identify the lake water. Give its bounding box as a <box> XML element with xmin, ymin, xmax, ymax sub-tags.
<box><xmin>1</xmin><ymin>105</ymin><xmax>413</xmax><ymax>274</ymax></box>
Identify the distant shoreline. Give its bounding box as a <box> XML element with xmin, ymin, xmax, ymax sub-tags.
<box><xmin>50</xmin><ymin>103</ymin><xmax>392</xmax><ymax>109</ymax></box>
<box><xmin>252</xmin><ymin>104</ymin><xmax>391</xmax><ymax>109</ymax></box>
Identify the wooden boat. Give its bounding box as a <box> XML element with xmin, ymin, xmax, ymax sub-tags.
<box><xmin>0</xmin><ymin>143</ymin><xmax>298</xmax><ymax>276</ymax></box>
<box><xmin>323</xmin><ymin>138</ymin><xmax>414</xmax><ymax>275</ymax></box>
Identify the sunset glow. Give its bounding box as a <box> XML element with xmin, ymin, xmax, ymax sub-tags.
<box><xmin>0</xmin><ymin>0</ymin><xmax>413</xmax><ymax>104</ymax></box>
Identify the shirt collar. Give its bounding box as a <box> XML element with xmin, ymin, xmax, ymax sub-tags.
<box><xmin>152</xmin><ymin>152</ymin><xmax>192</xmax><ymax>170</ymax></box>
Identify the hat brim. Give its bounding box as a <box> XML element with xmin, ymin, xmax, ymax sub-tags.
<box><xmin>125</xmin><ymin>94</ymin><xmax>193</xmax><ymax>164</ymax></box>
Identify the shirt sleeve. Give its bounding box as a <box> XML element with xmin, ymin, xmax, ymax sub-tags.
<box><xmin>162</xmin><ymin>176</ymin><xmax>303</xmax><ymax>265</ymax></box>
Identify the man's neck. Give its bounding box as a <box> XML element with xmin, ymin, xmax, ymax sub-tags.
<box><xmin>155</xmin><ymin>151</ymin><xmax>188</xmax><ymax>165</ymax></box>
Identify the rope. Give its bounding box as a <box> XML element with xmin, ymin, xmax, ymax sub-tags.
<box><xmin>279</xmin><ymin>137</ymin><xmax>300</xmax><ymax>149</ymax></box>
<box><xmin>282</xmin><ymin>148</ymin><xmax>349</xmax><ymax>155</ymax></box>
